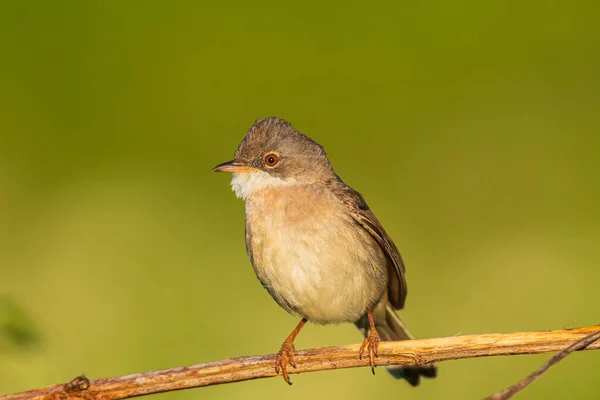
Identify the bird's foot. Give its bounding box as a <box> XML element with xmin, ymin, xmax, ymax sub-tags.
<box><xmin>275</xmin><ymin>339</ymin><xmax>297</xmax><ymax>385</ymax></box>
<box><xmin>359</xmin><ymin>327</ymin><xmax>381</xmax><ymax>374</ymax></box>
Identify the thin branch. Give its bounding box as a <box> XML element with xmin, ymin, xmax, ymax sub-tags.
<box><xmin>485</xmin><ymin>327</ymin><xmax>600</xmax><ymax>400</ymax></box>
<box><xmin>2</xmin><ymin>326</ymin><xmax>599</xmax><ymax>400</ymax></box>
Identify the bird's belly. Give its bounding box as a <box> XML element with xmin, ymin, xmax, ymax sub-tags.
<box><xmin>246</xmin><ymin>209</ymin><xmax>388</xmax><ymax>324</ymax></box>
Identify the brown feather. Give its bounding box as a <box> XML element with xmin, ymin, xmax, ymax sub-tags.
<box><xmin>330</xmin><ymin>182</ymin><xmax>408</xmax><ymax>309</ymax></box>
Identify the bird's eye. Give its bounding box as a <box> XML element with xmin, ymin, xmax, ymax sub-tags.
<box><xmin>264</xmin><ymin>153</ymin><xmax>280</xmax><ymax>168</ymax></box>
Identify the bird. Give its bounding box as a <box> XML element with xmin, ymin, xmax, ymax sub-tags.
<box><xmin>213</xmin><ymin>117</ymin><xmax>437</xmax><ymax>385</ymax></box>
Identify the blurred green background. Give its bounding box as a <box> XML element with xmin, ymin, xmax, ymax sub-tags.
<box><xmin>1</xmin><ymin>1</ymin><xmax>599</xmax><ymax>399</ymax></box>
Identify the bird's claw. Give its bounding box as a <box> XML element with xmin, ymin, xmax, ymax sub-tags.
<box><xmin>359</xmin><ymin>328</ymin><xmax>381</xmax><ymax>374</ymax></box>
<box><xmin>275</xmin><ymin>340</ymin><xmax>297</xmax><ymax>385</ymax></box>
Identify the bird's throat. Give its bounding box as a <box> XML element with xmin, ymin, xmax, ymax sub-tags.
<box><xmin>231</xmin><ymin>171</ymin><xmax>298</xmax><ymax>200</ymax></box>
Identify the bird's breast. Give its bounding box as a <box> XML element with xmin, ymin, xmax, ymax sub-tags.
<box><xmin>244</xmin><ymin>184</ymin><xmax>387</xmax><ymax>324</ymax></box>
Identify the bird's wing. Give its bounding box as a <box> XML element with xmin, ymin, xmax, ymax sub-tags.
<box><xmin>333</xmin><ymin>184</ymin><xmax>408</xmax><ymax>310</ymax></box>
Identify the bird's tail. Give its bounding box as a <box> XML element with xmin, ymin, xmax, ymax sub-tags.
<box><xmin>355</xmin><ymin>302</ymin><xmax>437</xmax><ymax>386</ymax></box>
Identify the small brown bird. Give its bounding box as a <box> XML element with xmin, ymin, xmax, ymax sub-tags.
<box><xmin>213</xmin><ymin>117</ymin><xmax>437</xmax><ymax>385</ymax></box>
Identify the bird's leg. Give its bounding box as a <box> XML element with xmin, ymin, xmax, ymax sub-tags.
<box><xmin>359</xmin><ymin>307</ymin><xmax>381</xmax><ymax>374</ymax></box>
<box><xmin>275</xmin><ymin>317</ymin><xmax>307</xmax><ymax>385</ymax></box>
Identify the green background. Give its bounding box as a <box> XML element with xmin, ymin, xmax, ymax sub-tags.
<box><xmin>1</xmin><ymin>1</ymin><xmax>599</xmax><ymax>399</ymax></box>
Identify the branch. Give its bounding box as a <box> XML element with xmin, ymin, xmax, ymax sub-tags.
<box><xmin>485</xmin><ymin>327</ymin><xmax>600</xmax><ymax>400</ymax></box>
<box><xmin>3</xmin><ymin>326</ymin><xmax>599</xmax><ymax>400</ymax></box>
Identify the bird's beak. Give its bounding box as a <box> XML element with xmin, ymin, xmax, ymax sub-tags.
<box><xmin>212</xmin><ymin>160</ymin><xmax>251</xmax><ymax>173</ymax></box>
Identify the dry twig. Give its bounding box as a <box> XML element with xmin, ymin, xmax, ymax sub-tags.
<box><xmin>2</xmin><ymin>326</ymin><xmax>599</xmax><ymax>400</ymax></box>
<box><xmin>485</xmin><ymin>327</ymin><xmax>600</xmax><ymax>400</ymax></box>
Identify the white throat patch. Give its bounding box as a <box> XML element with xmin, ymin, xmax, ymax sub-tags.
<box><xmin>231</xmin><ymin>170</ymin><xmax>297</xmax><ymax>200</ymax></box>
